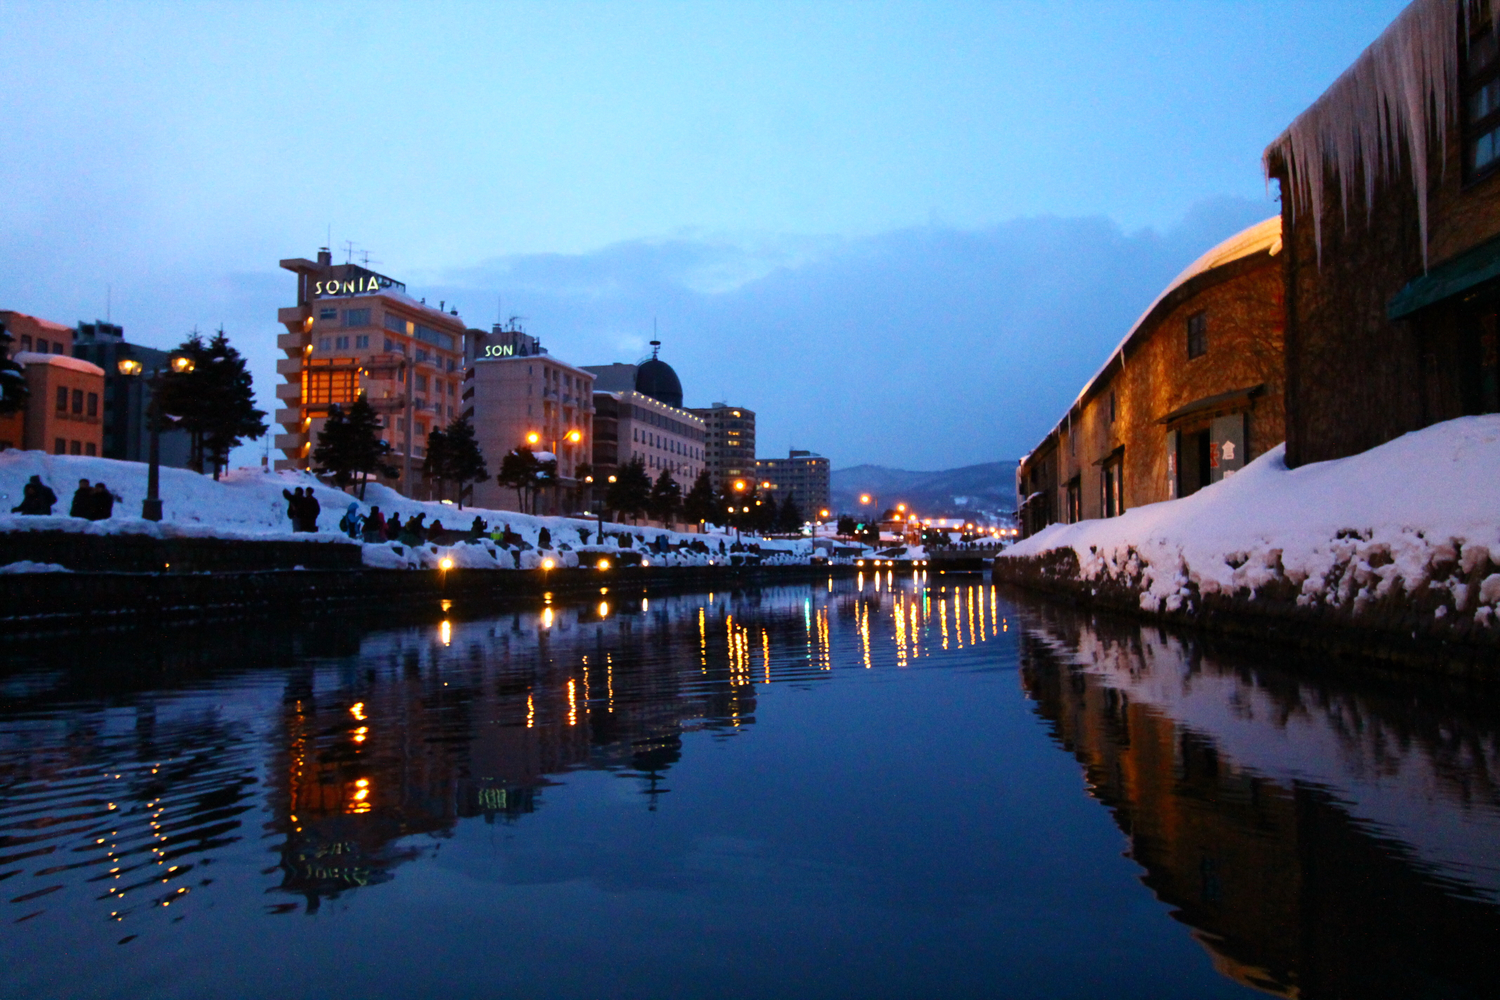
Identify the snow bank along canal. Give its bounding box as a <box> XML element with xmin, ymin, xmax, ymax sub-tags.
<box><xmin>998</xmin><ymin>416</ymin><xmax>1500</xmax><ymax>666</ymax></box>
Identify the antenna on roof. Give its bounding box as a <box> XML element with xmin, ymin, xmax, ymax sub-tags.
<box><xmin>357</xmin><ymin>249</ymin><xmax>379</xmax><ymax>267</ymax></box>
<box><xmin>342</xmin><ymin>239</ymin><xmax>357</xmax><ymax>264</ymax></box>
<box><xmin>650</xmin><ymin>339</ymin><xmax>661</xmax><ymax>359</ymax></box>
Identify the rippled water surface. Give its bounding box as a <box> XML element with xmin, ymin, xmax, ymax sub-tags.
<box><xmin>2</xmin><ymin>573</ymin><xmax>1498</xmax><ymax>999</ymax></box>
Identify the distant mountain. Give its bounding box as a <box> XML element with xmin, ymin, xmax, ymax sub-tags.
<box><xmin>829</xmin><ymin>461</ymin><xmax>1017</xmax><ymax>520</ymax></box>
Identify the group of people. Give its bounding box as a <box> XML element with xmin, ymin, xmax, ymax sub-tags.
<box><xmin>10</xmin><ymin>474</ymin><xmax>118</xmax><ymax>520</ymax></box>
<box><xmin>282</xmin><ymin>487</ymin><xmax>322</xmax><ymax>532</ymax></box>
<box><xmin>69</xmin><ymin>479</ymin><xmax>120</xmax><ymax>520</ymax></box>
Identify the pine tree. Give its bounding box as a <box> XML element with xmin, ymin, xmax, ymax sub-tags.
<box><xmin>837</xmin><ymin>514</ymin><xmax>857</xmax><ymax>536</ymax></box>
<box><xmin>498</xmin><ymin>447</ymin><xmax>541</xmax><ymax>512</ymax></box>
<box><xmin>312</xmin><ymin>403</ymin><xmax>355</xmax><ymax>488</ymax></box>
<box><xmin>648</xmin><ymin>469</ymin><xmax>682</xmax><ymax>526</ymax></box>
<box><xmin>343</xmin><ymin>396</ymin><xmax>398</xmax><ymax>499</ymax></box>
<box><xmin>422</xmin><ymin>426</ymin><xmax>451</xmax><ymax>500</ymax></box>
<box><xmin>438</xmin><ymin>415</ymin><xmax>488</xmax><ymax>509</ymax></box>
<box><xmin>605</xmin><ymin>456</ymin><xmax>652</xmax><ymax>522</ymax></box>
<box><xmin>0</xmin><ymin>321</ymin><xmax>28</xmax><ymax>418</ymax></box>
<box><xmin>777</xmin><ymin>494</ymin><xmax>804</xmax><ymax>533</ymax></box>
<box><xmin>682</xmin><ymin>469</ymin><xmax>717</xmax><ymax>525</ymax></box>
<box><xmin>157</xmin><ymin>327</ymin><xmax>267</xmax><ymax>479</ymax></box>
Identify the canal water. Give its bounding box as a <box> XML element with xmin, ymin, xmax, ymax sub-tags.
<box><xmin>2</xmin><ymin>574</ymin><xmax>1497</xmax><ymax>999</ymax></box>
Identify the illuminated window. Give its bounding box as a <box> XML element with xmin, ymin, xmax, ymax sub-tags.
<box><xmin>302</xmin><ymin>359</ymin><xmax>359</xmax><ymax>406</ymax></box>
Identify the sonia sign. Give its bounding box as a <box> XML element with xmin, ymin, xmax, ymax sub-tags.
<box><xmin>314</xmin><ymin>274</ymin><xmax>396</xmax><ymax>297</ymax></box>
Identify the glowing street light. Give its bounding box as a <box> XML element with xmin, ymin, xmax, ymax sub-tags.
<box><xmin>116</xmin><ymin>352</ymin><xmax>194</xmax><ymax>521</ymax></box>
<box><xmin>525</xmin><ymin>431</ymin><xmax>541</xmax><ymax>446</ymax></box>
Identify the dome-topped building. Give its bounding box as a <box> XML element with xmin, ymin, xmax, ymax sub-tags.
<box><xmin>634</xmin><ymin>341</ymin><xmax>683</xmax><ymax>408</ymax></box>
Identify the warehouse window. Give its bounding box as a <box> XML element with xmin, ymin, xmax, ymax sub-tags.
<box><xmin>1187</xmin><ymin>311</ymin><xmax>1208</xmax><ymax>359</ymax></box>
<box><xmin>1466</xmin><ymin>21</ymin><xmax>1500</xmax><ymax>178</ymax></box>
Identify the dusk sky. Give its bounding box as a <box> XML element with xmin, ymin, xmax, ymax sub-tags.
<box><xmin>0</xmin><ymin>0</ymin><xmax>1408</xmax><ymax>470</ymax></box>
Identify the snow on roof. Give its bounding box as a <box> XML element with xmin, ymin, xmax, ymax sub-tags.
<box><xmin>1023</xmin><ymin>216</ymin><xmax>1281</xmax><ymax>465</ymax></box>
<box><xmin>0</xmin><ymin>311</ymin><xmax>73</xmax><ymax>334</ymax></box>
<box><xmin>13</xmin><ymin>352</ymin><xmax>105</xmax><ymax>376</ymax></box>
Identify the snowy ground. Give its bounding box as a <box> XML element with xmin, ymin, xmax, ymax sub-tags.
<box><xmin>0</xmin><ymin>451</ymin><xmax>831</xmax><ymax>571</ymax></box>
<box><xmin>1001</xmin><ymin>416</ymin><xmax>1500</xmax><ymax>632</ymax></box>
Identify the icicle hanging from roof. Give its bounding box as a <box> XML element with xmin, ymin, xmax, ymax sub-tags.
<box><xmin>1263</xmin><ymin>0</ymin><xmax>1477</xmax><ymax>268</ymax></box>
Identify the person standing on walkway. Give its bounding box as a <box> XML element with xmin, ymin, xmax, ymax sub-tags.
<box><xmin>302</xmin><ymin>490</ymin><xmax>321</xmax><ymax>533</ymax></box>
<box><xmin>363</xmin><ymin>505</ymin><xmax>386</xmax><ymax>544</ymax></box>
<box><xmin>13</xmin><ymin>475</ymin><xmax>57</xmax><ymax>515</ymax></box>
<box><xmin>70</xmin><ymin>479</ymin><xmax>93</xmax><ymax>518</ymax></box>
<box><xmin>91</xmin><ymin>482</ymin><xmax>119</xmax><ymax>521</ymax></box>
<box><xmin>282</xmin><ymin>487</ymin><xmax>305</xmax><ymax>531</ymax></box>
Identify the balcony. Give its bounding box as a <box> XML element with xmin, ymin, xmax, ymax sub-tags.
<box><xmin>274</xmin><ymin>433</ymin><xmax>306</xmax><ymax>451</ymax></box>
<box><xmin>367</xmin><ymin>395</ymin><xmax>406</xmax><ymax>413</ymax></box>
<box><xmin>274</xmin><ymin>383</ymin><xmax>302</xmax><ymax>401</ymax></box>
<box><xmin>275</xmin><ymin>358</ymin><xmax>304</xmax><ymax>376</ymax></box>
<box><xmin>276</xmin><ymin>332</ymin><xmax>308</xmax><ymax>352</ymax></box>
<box><xmin>274</xmin><ymin>408</ymin><xmax>302</xmax><ymax>427</ymax></box>
<box><xmin>277</xmin><ymin>307</ymin><xmax>309</xmax><ymax>327</ymax></box>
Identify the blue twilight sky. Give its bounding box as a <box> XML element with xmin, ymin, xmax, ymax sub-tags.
<box><xmin>0</xmin><ymin>0</ymin><xmax>1408</xmax><ymax>470</ymax></box>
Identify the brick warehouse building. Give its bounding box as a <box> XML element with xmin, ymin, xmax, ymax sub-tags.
<box><xmin>1265</xmin><ymin>0</ymin><xmax>1500</xmax><ymax>468</ymax></box>
<box><xmin>1017</xmin><ymin>218</ymin><xmax>1285</xmax><ymax>536</ymax></box>
<box><xmin>277</xmin><ymin>250</ymin><xmax>467</xmax><ymax>496</ymax></box>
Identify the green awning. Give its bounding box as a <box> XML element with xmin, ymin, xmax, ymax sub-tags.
<box><xmin>1388</xmin><ymin>232</ymin><xmax>1500</xmax><ymax>319</ymax></box>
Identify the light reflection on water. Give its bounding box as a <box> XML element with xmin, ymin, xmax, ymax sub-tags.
<box><xmin>0</xmin><ymin>574</ymin><xmax>1496</xmax><ymax>999</ymax></box>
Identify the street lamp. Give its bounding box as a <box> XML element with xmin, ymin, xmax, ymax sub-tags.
<box><xmin>117</xmin><ymin>353</ymin><xmax>194</xmax><ymax>521</ymax></box>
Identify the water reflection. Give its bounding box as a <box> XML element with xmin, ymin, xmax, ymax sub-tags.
<box><xmin>0</xmin><ymin>575</ymin><xmax>1495</xmax><ymax>999</ymax></box>
<box><xmin>1017</xmin><ymin>603</ymin><xmax>1500</xmax><ymax>998</ymax></box>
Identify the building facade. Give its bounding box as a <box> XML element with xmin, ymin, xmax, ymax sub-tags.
<box><xmin>0</xmin><ymin>311</ymin><xmax>105</xmax><ymax>456</ymax></box>
<box><xmin>71</xmin><ymin>320</ymin><xmax>191</xmax><ymax>468</ymax></box>
<box><xmin>1017</xmin><ymin>218</ymin><xmax>1285</xmax><ymax>537</ymax></box>
<box><xmin>276</xmin><ymin>250</ymin><xmax>467</xmax><ymax>495</ymax></box>
<box><xmin>462</xmin><ymin>324</ymin><xmax>595</xmax><ymax>513</ymax></box>
<box><xmin>593</xmin><ymin>390</ymin><xmax>706</xmax><ymax>485</ymax></box>
<box><xmin>1264</xmin><ymin>0</ymin><xmax>1500</xmax><ymax>468</ymax></box>
<box><xmin>10</xmin><ymin>352</ymin><xmax>106</xmax><ymax>456</ymax></box>
<box><xmin>755</xmin><ymin>449</ymin><xmax>831</xmax><ymax>517</ymax></box>
<box><xmin>586</xmin><ymin>347</ymin><xmax>705</xmax><ymax>486</ymax></box>
<box><xmin>687</xmin><ymin>402</ymin><xmax>756</xmax><ymax>491</ymax></box>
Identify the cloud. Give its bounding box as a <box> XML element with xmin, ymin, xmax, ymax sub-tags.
<box><xmin>426</xmin><ymin>195</ymin><xmax>1273</xmax><ymax>468</ymax></box>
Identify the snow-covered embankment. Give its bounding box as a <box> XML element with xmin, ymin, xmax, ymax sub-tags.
<box><xmin>996</xmin><ymin>416</ymin><xmax>1500</xmax><ymax>657</ymax></box>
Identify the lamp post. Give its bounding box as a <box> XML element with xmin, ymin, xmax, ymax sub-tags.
<box><xmin>117</xmin><ymin>353</ymin><xmax>194</xmax><ymax>521</ymax></box>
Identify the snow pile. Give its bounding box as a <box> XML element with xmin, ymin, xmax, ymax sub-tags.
<box><xmin>0</xmin><ymin>561</ymin><xmax>70</xmax><ymax>574</ymax></box>
<box><xmin>0</xmin><ymin>450</ymin><xmax>841</xmax><ymax>570</ymax></box>
<box><xmin>1002</xmin><ymin>416</ymin><xmax>1500</xmax><ymax>631</ymax></box>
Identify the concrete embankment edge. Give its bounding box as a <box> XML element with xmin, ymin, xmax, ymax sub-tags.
<box><xmin>993</xmin><ymin>552</ymin><xmax>1500</xmax><ymax>678</ymax></box>
<box><xmin>0</xmin><ymin>564</ymin><xmax>859</xmax><ymax>636</ymax></box>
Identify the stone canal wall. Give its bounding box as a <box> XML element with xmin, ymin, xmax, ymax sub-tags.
<box><xmin>0</xmin><ymin>562</ymin><xmax>856</xmax><ymax>634</ymax></box>
<box><xmin>993</xmin><ymin>545</ymin><xmax>1500</xmax><ymax>674</ymax></box>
